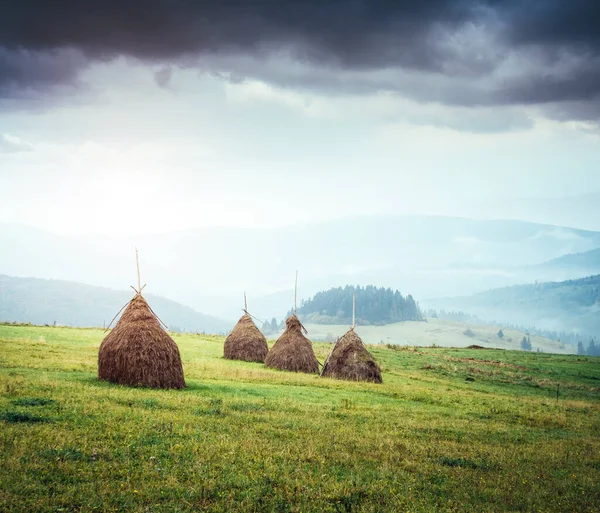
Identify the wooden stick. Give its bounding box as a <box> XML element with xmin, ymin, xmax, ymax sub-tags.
<box><xmin>104</xmin><ymin>300</ymin><xmax>130</xmax><ymax>332</ymax></box>
<box><xmin>352</xmin><ymin>292</ymin><xmax>356</xmax><ymax>329</ymax></box>
<box><xmin>146</xmin><ymin>302</ymin><xmax>169</xmax><ymax>331</ymax></box>
<box><xmin>136</xmin><ymin>248</ymin><xmax>141</xmax><ymax>294</ymax></box>
<box><xmin>244</xmin><ymin>292</ymin><xmax>247</xmax><ymax>312</ymax></box>
<box><xmin>294</xmin><ymin>270</ymin><xmax>298</xmax><ymax>315</ymax></box>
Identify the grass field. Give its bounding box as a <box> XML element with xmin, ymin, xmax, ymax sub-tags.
<box><xmin>300</xmin><ymin>318</ymin><xmax>570</xmax><ymax>354</ymax></box>
<box><xmin>1</xmin><ymin>324</ymin><xmax>599</xmax><ymax>512</ymax></box>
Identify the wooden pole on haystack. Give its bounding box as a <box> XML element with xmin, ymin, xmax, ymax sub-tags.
<box><xmin>352</xmin><ymin>292</ymin><xmax>356</xmax><ymax>330</ymax></box>
<box><xmin>136</xmin><ymin>248</ymin><xmax>141</xmax><ymax>294</ymax></box>
<box><xmin>244</xmin><ymin>292</ymin><xmax>248</xmax><ymax>313</ymax></box>
<box><xmin>294</xmin><ymin>270</ymin><xmax>298</xmax><ymax>315</ymax></box>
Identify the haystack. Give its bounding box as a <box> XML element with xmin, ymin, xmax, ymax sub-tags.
<box><xmin>224</xmin><ymin>313</ymin><xmax>269</xmax><ymax>362</ymax></box>
<box><xmin>98</xmin><ymin>294</ymin><xmax>185</xmax><ymax>389</ymax></box>
<box><xmin>264</xmin><ymin>315</ymin><xmax>319</xmax><ymax>373</ymax></box>
<box><xmin>321</xmin><ymin>328</ymin><xmax>382</xmax><ymax>383</ymax></box>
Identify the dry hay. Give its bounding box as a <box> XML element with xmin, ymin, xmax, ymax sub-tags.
<box><xmin>98</xmin><ymin>294</ymin><xmax>185</xmax><ymax>389</ymax></box>
<box><xmin>321</xmin><ymin>329</ymin><xmax>382</xmax><ymax>383</ymax></box>
<box><xmin>264</xmin><ymin>315</ymin><xmax>319</xmax><ymax>373</ymax></box>
<box><xmin>224</xmin><ymin>313</ymin><xmax>269</xmax><ymax>362</ymax></box>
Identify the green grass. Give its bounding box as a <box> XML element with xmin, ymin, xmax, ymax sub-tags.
<box><xmin>300</xmin><ymin>318</ymin><xmax>571</xmax><ymax>354</ymax></box>
<box><xmin>1</xmin><ymin>324</ymin><xmax>599</xmax><ymax>512</ymax></box>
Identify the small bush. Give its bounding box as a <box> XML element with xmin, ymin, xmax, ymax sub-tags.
<box><xmin>463</xmin><ymin>329</ymin><xmax>475</xmax><ymax>338</ymax></box>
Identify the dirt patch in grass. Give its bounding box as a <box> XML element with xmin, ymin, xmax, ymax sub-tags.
<box><xmin>444</xmin><ymin>356</ymin><xmax>528</xmax><ymax>370</ymax></box>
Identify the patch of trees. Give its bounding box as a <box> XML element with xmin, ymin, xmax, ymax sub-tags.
<box><xmin>577</xmin><ymin>339</ymin><xmax>600</xmax><ymax>356</ymax></box>
<box><xmin>295</xmin><ymin>285</ymin><xmax>423</xmax><ymax>325</ymax></box>
<box><xmin>261</xmin><ymin>317</ymin><xmax>283</xmax><ymax>335</ymax></box>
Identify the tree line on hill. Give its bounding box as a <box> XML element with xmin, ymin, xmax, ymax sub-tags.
<box><xmin>261</xmin><ymin>317</ymin><xmax>285</xmax><ymax>335</ymax></box>
<box><xmin>293</xmin><ymin>285</ymin><xmax>423</xmax><ymax>325</ymax></box>
<box><xmin>577</xmin><ymin>339</ymin><xmax>600</xmax><ymax>356</ymax></box>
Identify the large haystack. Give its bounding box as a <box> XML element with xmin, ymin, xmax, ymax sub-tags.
<box><xmin>98</xmin><ymin>294</ymin><xmax>185</xmax><ymax>389</ymax></box>
<box><xmin>265</xmin><ymin>315</ymin><xmax>319</xmax><ymax>373</ymax></box>
<box><xmin>321</xmin><ymin>329</ymin><xmax>382</xmax><ymax>383</ymax></box>
<box><xmin>224</xmin><ymin>313</ymin><xmax>269</xmax><ymax>362</ymax></box>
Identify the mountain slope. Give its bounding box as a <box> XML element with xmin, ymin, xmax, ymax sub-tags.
<box><xmin>0</xmin><ymin>275</ymin><xmax>232</xmax><ymax>333</ymax></box>
<box><xmin>2</xmin><ymin>216</ymin><xmax>600</xmax><ymax>318</ymax></box>
<box><xmin>426</xmin><ymin>274</ymin><xmax>600</xmax><ymax>334</ymax></box>
<box><xmin>539</xmin><ymin>248</ymin><xmax>600</xmax><ymax>272</ymax></box>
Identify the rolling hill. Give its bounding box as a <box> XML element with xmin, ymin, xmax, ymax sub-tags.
<box><xmin>295</xmin><ymin>285</ymin><xmax>423</xmax><ymax>325</ymax></box>
<box><xmin>274</xmin><ymin>318</ymin><xmax>568</xmax><ymax>353</ymax></box>
<box><xmin>2</xmin><ymin>216</ymin><xmax>600</xmax><ymax>319</ymax></box>
<box><xmin>0</xmin><ymin>274</ymin><xmax>232</xmax><ymax>333</ymax></box>
<box><xmin>536</xmin><ymin>247</ymin><xmax>600</xmax><ymax>274</ymax></box>
<box><xmin>425</xmin><ymin>274</ymin><xmax>600</xmax><ymax>336</ymax></box>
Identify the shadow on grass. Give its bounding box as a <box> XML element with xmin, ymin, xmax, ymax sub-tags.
<box><xmin>0</xmin><ymin>411</ymin><xmax>51</xmax><ymax>423</ymax></box>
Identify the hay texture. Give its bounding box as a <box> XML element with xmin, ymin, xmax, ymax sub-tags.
<box><xmin>265</xmin><ymin>315</ymin><xmax>319</xmax><ymax>373</ymax></box>
<box><xmin>321</xmin><ymin>329</ymin><xmax>382</xmax><ymax>383</ymax></box>
<box><xmin>98</xmin><ymin>294</ymin><xmax>185</xmax><ymax>389</ymax></box>
<box><xmin>224</xmin><ymin>313</ymin><xmax>269</xmax><ymax>362</ymax></box>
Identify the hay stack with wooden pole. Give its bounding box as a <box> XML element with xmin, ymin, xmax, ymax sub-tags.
<box><xmin>98</xmin><ymin>249</ymin><xmax>185</xmax><ymax>389</ymax></box>
<box><xmin>265</xmin><ymin>271</ymin><xmax>319</xmax><ymax>373</ymax></box>
<box><xmin>223</xmin><ymin>293</ymin><xmax>269</xmax><ymax>362</ymax></box>
<box><xmin>320</xmin><ymin>293</ymin><xmax>382</xmax><ymax>383</ymax></box>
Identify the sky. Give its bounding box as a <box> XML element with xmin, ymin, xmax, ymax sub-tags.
<box><xmin>1</xmin><ymin>0</ymin><xmax>600</xmax><ymax>236</ymax></box>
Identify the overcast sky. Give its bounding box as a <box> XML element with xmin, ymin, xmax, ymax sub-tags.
<box><xmin>1</xmin><ymin>0</ymin><xmax>600</xmax><ymax>235</ymax></box>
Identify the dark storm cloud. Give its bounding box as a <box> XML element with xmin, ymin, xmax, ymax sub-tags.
<box><xmin>0</xmin><ymin>1</ymin><xmax>486</xmax><ymax>70</ymax></box>
<box><xmin>1</xmin><ymin>0</ymin><xmax>599</xmax><ymax>119</ymax></box>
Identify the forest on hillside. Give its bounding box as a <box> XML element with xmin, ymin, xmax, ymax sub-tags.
<box><xmin>295</xmin><ymin>285</ymin><xmax>423</xmax><ymax>325</ymax></box>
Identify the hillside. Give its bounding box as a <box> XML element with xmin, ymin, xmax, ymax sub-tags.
<box><xmin>296</xmin><ymin>285</ymin><xmax>423</xmax><ymax>325</ymax></box>
<box><xmin>426</xmin><ymin>274</ymin><xmax>600</xmax><ymax>335</ymax></box>
<box><xmin>539</xmin><ymin>247</ymin><xmax>600</xmax><ymax>273</ymax></box>
<box><xmin>0</xmin><ymin>275</ymin><xmax>232</xmax><ymax>333</ymax></box>
<box><xmin>3</xmin><ymin>216</ymin><xmax>600</xmax><ymax>319</ymax></box>
<box><xmin>284</xmin><ymin>318</ymin><xmax>569</xmax><ymax>354</ymax></box>
<box><xmin>1</xmin><ymin>324</ymin><xmax>598</xmax><ymax>512</ymax></box>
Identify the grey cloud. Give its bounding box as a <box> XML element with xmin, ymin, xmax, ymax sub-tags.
<box><xmin>1</xmin><ymin>1</ymin><xmax>599</xmax><ymax>122</ymax></box>
<box><xmin>0</xmin><ymin>47</ymin><xmax>88</xmax><ymax>101</ymax></box>
<box><xmin>0</xmin><ymin>133</ymin><xmax>33</xmax><ymax>152</ymax></box>
<box><xmin>154</xmin><ymin>66</ymin><xmax>173</xmax><ymax>89</ymax></box>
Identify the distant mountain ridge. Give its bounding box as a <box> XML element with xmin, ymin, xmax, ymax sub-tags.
<box><xmin>425</xmin><ymin>274</ymin><xmax>600</xmax><ymax>335</ymax></box>
<box><xmin>2</xmin><ymin>216</ymin><xmax>600</xmax><ymax>319</ymax></box>
<box><xmin>0</xmin><ymin>275</ymin><xmax>233</xmax><ymax>333</ymax></box>
<box><xmin>538</xmin><ymin>248</ymin><xmax>600</xmax><ymax>272</ymax></box>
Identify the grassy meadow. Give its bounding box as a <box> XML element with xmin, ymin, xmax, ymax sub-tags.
<box><xmin>0</xmin><ymin>324</ymin><xmax>599</xmax><ymax>512</ymax></box>
<box><xmin>301</xmin><ymin>318</ymin><xmax>570</xmax><ymax>354</ymax></box>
